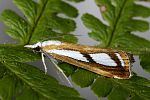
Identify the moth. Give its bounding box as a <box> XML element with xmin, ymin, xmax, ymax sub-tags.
<box><xmin>25</xmin><ymin>40</ymin><xmax>134</xmax><ymax>79</ymax></box>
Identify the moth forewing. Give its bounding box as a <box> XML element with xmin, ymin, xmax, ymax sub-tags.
<box><xmin>41</xmin><ymin>41</ymin><xmax>133</xmax><ymax>79</ymax></box>
<box><xmin>25</xmin><ymin>40</ymin><xmax>134</xmax><ymax>79</ymax></box>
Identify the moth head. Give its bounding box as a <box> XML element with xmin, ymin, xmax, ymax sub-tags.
<box><xmin>24</xmin><ymin>40</ymin><xmax>62</xmax><ymax>52</ymax></box>
<box><xmin>24</xmin><ymin>42</ymin><xmax>42</xmax><ymax>52</ymax></box>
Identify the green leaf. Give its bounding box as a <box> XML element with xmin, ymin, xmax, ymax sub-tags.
<box><xmin>115</xmin><ymin>33</ymin><xmax>150</xmax><ymax>49</ymax></box>
<box><xmin>133</xmin><ymin>4</ymin><xmax>150</xmax><ymax>17</ymax></box>
<box><xmin>91</xmin><ymin>77</ymin><xmax>113</xmax><ymax>97</ymax></box>
<box><xmin>0</xmin><ymin>64</ymin><xmax>6</xmax><ymax>79</ymax></box>
<box><xmin>71</xmin><ymin>69</ymin><xmax>98</xmax><ymax>88</ymax></box>
<box><xmin>0</xmin><ymin>45</ymin><xmax>40</xmax><ymax>62</ymax></box>
<box><xmin>13</xmin><ymin>0</ymin><xmax>37</xmax><ymax>25</ymax></box>
<box><xmin>82</xmin><ymin>0</ymin><xmax>150</xmax><ymax>48</ymax></box>
<box><xmin>1</xmin><ymin>10</ymin><xmax>29</xmax><ymax>44</ymax></box>
<box><xmin>82</xmin><ymin>14</ymin><xmax>108</xmax><ymax>47</ymax></box>
<box><xmin>108</xmin><ymin>86</ymin><xmax>129</xmax><ymax>100</ymax></box>
<box><xmin>126</xmin><ymin>19</ymin><xmax>149</xmax><ymax>32</ymax></box>
<box><xmin>0</xmin><ymin>75</ymin><xmax>42</xmax><ymax>100</ymax></box>
<box><xmin>130</xmin><ymin>95</ymin><xmax>144</xmax><ymax>100</ymax></box>
<box><xmin>140</xmin><ymin>55</ymin><xmax>150</xmax><ymax>73</ymax></box>
<box><xmin>1</xmin><ymin>61</ymin><xmax>84</xmax><ymax>100</ymax></box>
<box><xmin>92</xmin><ymin>76</ymin><xmax>150</xmax><ymax>100</ymax></box>
<box><xmin>1</xmin><ymin>0</ymin><xmax>78</xmax><ymax>44</ymax></box>
<box><xmin>82</xmin><ymin>14</ymin><xmax>107</xmax><ymax>35</ymax></box>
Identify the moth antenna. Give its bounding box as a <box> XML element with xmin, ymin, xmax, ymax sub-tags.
<box><xmin>73</xmin><ymin>34</ymin><xmax>85</xmax><ymax>37</ymax></box>
<box><xmin>41</xmin><ymin>53</ymin><xmax>47</xmax><ymax>74</ymax></box>
<box><xmin>43</xmin><ymin>52</ymin><xmax>73</xmax><ymax>87</ymax></box>
<box><xmin>41</xmin><ymin>34</ymin><xmax>86</xmax><ymax>41</ymax></box>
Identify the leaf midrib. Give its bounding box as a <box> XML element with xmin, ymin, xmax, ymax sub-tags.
<box><xmin>106</xmin><ymin>0</ymin><xmax>127</xmax><ymax>47</ymax></box>
<box><xmin>26</xmin><ymin>0</ymin><xmax>48</xmax><ymax>45</ymax></box>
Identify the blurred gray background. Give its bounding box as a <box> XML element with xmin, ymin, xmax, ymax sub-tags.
<box><xmin>0</xmin><ymin>0</ymin><xmax>150</xmax><ymax>100</ymax></box>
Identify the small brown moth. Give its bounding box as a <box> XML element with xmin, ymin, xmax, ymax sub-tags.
<box><xmin>25</xmin><ymin>40</ymin><xmax>134</xmax><ymax>79</ymax></box>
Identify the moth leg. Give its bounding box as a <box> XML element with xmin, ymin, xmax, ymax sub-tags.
<box><xmin>43</xmin><ymin>52</ymin><xmax>73</xmax><ymax>87</ymax></box>
<box><xmin>50</xmin><ymin>57</ymin><xmax>73</xmax><ymax>87</ymax></box>
<box><xmin>41</xmin><ymin>52</ymin><xmax>47</xmax><ymax>74</ymax></box>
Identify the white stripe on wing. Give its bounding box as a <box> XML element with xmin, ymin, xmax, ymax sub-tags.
<box><xmin>115</xmin><ymin>53</ymin><xmax>125</xmax><ymax>67</ymax></box>
<box><xmin>89</xmin><ymin>53</ymin><xmax>117</xmax><ymax>66</ymax></box>
<box><xmin>48</xmin><ymin>49</ymin><xmax>89</xmax><ymax>62</ymax></box>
